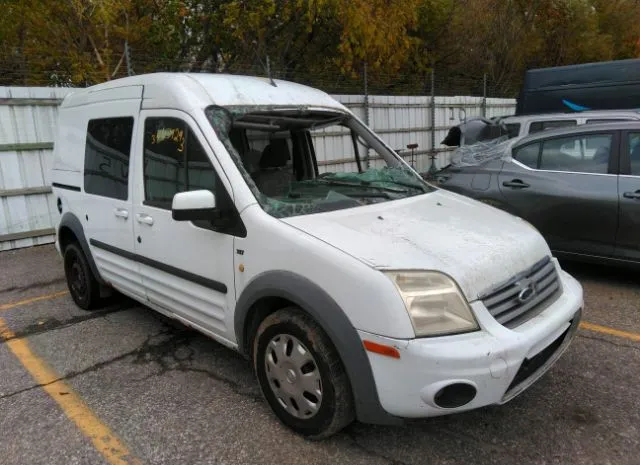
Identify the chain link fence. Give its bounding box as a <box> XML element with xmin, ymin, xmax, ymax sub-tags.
<box><xmin>0</xmin><ymin>50</ymin><xmax>521</xmax><ymax>98</ymax></box>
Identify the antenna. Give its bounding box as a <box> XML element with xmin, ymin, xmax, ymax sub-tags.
<box><xmin>266</xmin><ymin>56</ymin><xmax>277</xmax><ymax>87</ymax></box>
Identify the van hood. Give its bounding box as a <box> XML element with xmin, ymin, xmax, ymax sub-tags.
<box><xmin>282</xmin><ymin>190</ymin><xmax>551</xmax><ymax>301</ymax></box>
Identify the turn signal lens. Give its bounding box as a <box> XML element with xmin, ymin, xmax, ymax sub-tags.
<box><xmin>363</xmin><ymin>340</ymin><xmax>401</xmax><ymax>359</ymax></box>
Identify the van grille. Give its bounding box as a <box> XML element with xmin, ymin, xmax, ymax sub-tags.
<box><xmin>481</xmin><ymin>256</ymin><xmax>561</xmax><ymax>328</ymax></box>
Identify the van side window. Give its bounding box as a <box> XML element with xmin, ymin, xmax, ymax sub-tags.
<box><xmin>529</xmin><ymin>120</ymin><xmax>577</xmax><ymax>134</ymax></box>
<box><xmin>84</xmin><ymin>117</ymin><xmax>134</xmax><ymax>200</ymax></box>
<box><xmin>513</xmin><ymin>143</ymin><xmax>540</xmax><ymax>169</ymax></box>
<box><xmin>143</xmin><ymin>117</ymin><xmax>218</xmax><ymax>209</ymax></box>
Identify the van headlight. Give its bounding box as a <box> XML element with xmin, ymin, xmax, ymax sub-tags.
<box><xmin>385</xmin><ymin>271</ymin><xmax>479</xmax><ymax>337</ymax></box>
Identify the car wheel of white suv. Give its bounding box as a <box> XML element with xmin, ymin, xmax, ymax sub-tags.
<box><xmin>253</xmin><ymin>307</ymin><xmax>354</xmax><ymax>439</ymax></box>
<box><xmin>63</xmin><ymin>243</ymin><xmax>101</xmax><ymax>310</ymax></box>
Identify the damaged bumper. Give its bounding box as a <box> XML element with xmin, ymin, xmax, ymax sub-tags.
<box><xmin>358</xmin><ymin>270</ymin><xmax>583</xmax><ymax>418</ymax></box>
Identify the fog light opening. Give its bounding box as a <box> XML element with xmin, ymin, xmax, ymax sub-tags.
<box><xmin>434</xmin><ymin>383</ymin><xmax>477</xmax><ymax>409</ymax></box>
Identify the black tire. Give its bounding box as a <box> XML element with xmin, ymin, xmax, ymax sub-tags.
<box><xmin>253</xmin><ymin>307</ymin><xmax>355</xmax><ymax>439</ymax></box>
<box><xmin>63</xmin><ymin>242</ymin><xmax>101</xmax><ymax>310</ymax></box>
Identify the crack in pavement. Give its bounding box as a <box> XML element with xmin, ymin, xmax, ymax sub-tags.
<box><xmin>128</xmin><ymin>325</ymin><xmax>263</xmax><ymax>401</ymax></box>
<box><xmin>0</xmin><ymin>276</ymin><xmax>66</xmax><ymax>294</ymax></box>
<box><xmin>578</xmin><ymin>333</ymin><xmax>640</xmax><ymax>352</ymax></box>
<box><xmin>0</xmin><ymin>303</ymin><xmax>136</xmax><ymax>344</ymax></box>
<box><xmin>0</xmin><ymin>323</ymin><xmax>263</xmax><ymax>405</ymax></box>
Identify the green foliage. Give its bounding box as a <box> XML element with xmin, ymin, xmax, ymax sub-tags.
<box><xmin>0</xmin><ymin>0</ymin><xmax>639</xmax><ymax>92</ymax></box>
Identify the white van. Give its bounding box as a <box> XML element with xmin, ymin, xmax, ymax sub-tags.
<box><xmin>51</xmin><ymin>73</ymin><xmax>583</xmax><ymax>438</ymax></box>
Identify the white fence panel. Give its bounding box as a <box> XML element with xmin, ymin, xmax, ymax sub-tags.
<box><xmin>0</xmin><ymin>87</ymin><xmax>74</xmax><ymax>251</ymax></box>
<box><xmin>0</xmin><ymin>85</ymin><xmax>515</xmax><ymax>251</ymax></box>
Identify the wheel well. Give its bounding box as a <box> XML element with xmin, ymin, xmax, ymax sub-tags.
<box><xmin>243</xmin><ymin>296</ymin><xmax>295</xmax><ymax>355</ymax></box>
<box><xmin>58</xmin><ymin>226</ymin><xmax>78</xmax><ymax>253</ymax></box>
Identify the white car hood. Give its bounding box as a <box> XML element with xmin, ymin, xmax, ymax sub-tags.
<box><xmin>282</xmin><ymin>190</ymin><xmax>551</xmax><ymax>301</ymax></box>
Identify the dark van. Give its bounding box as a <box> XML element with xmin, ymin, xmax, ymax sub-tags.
<box><xmin>516</xmin><ymin>59</ymin><xmax>640</xmax><ymax>115</ymax></box>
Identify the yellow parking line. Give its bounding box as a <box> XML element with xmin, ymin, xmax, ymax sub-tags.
<box><xmin>0</xmin><ymin>318</ymin><xmax>143</xmax><ymax>465</ymax></box>
<box><xmin>0</xmin><ymin>290</ymin><xmax>69</xmax><ymax>312</ymax></box>
<box><xmin>580</xmin><ymin>321</ymin><xmax>640</xmax><ymax>343</ymax></box>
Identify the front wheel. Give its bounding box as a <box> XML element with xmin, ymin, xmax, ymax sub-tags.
<box><xmin>253</xmin><ymin>307</ymin><xmax>354</xmax><ymax>439</ymax></box>
<box><xmin>63</xmin><ymin>243</ymin><xmax>101</xmax><ymax>310</ymax></box>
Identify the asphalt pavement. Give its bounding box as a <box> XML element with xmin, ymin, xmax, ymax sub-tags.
<box><xmin>1</xmin><ymin>245</ymin><xmax>639</xmax><ymax>465</ymax></box>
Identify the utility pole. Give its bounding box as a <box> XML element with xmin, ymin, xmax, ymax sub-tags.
<box><xmin>429</xmin><ymin>67</ymin><xmax>438</xmax><ymax>175</ymax></box>
<box><xmin>482</xmin><ymin>73</ymin><xmax>487</xmax><ymax>117</ymax></box>
<box><xmin>363</xmin><ymin>62</ymin><xmax>370</xmax><ymax>169</ymax></box>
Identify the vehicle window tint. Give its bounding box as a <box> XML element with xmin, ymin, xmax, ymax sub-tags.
<box><xmin>629</xmin><ymin>133</ymin><xmax>640</xmax><ymax>175</ymax></box>
<box><xmin>505</xmin><ymin>123</ymin><xmax>521</xmax><ymax>139</ymax></box>
<box><xmin>529</xmin><ymin>120</ymin><xmax>577</xmax><ymax>134</ymax></box>
<box><xmin>586</xmin><ymin>119</ymin><xmax>631</xmax><ymax>124</ymax></box>
<box><xmin>513</xmin><ymin>143</ymin><xmax>539</xmax><ymax>168</ymax></box>
<box><xmin>540</xmin><ymin>134</ymin><xmax>612</xmax><ymax>174</ymax></box>
<box><xmin>84</xmin><ymin>117</ymin><xmax>134</xmax><ymax>200</ymax></box>
<box><xmin>144</xmin><ymin>117</ymin><xmax>217</xmax><ymax>208</ymax></box>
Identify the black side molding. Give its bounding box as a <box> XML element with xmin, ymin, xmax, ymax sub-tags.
<box><xmin>89</xmin><ymin>239</ymin><xmax>228</xmax><ymax>294</ymax></box>
<box><xmin>52</xmin><ymin>182</ymin><xmax>81</xmax><ymax>192</ymax></box>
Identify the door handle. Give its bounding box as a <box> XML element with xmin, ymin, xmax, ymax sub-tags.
<box><xmin>114</xmin><ymin>208</ymin><xmax>129</xmax><ymax>219</ymax></box>
<box><xmin>502</xmin><ymin>179</ymin><xmax>530</xmax><ymax>189</ymax></box>
<box><xmin>136</xmin><ymin>213</ymin><xmax>154</xmax><ymax>226</ymax></box>
<box><xmin>623</xmin><ymin>190</ymin><xmax>640</xmax><ymax>200</ymax></box>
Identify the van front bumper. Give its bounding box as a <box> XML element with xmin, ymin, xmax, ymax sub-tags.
<box><xmin>359</xmin><ymin>269</ymin><xmax>583</xmax><ymax>418</ymax></box>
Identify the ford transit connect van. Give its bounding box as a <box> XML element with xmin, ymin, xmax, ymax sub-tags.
<box><xmin>52</xmin><ymin>73</ymin><xmax>583</xmax><ymax>438</ymax></box>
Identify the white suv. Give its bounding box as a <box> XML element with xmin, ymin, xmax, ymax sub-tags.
<box><xmin>499</xmin><ymin>109</ymin><xmax>640</xmax><ymax>139</ymax></box>
<box><xmin>52</xmin><ymin>73</ymin><xmax>583</xmax><ymax>438</ymax></box>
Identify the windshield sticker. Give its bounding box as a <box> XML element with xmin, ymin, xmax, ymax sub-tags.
<box><xmin>151</xmin><ymin>127</ymin><xmax>185</xmax><ymax>152</ymax></box>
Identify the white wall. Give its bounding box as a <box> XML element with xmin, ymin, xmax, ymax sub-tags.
<box><xmin>0</xmin><ymin>87</ymin><xmax>516</xmax><ymax>251</ymax></box>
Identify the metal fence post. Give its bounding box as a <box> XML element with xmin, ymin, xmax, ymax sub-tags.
<box><xmin>428</xmin><ymin>68</ymin><xmax>437</xmax><ymax>175</ymax></box>
<box><xmin>482</xmin><ymin>73</ymin><xmax>487</xmax><ymax>117</ymax></box>
<box><xmin>125</xmin><ymin>41</ymin><xmax>134</xmax><ymax>76</ymax></box>
<box><xmin>363</xmin><ymin>62</ymin><xmax>370</xmax><ymax>169</ymax></box>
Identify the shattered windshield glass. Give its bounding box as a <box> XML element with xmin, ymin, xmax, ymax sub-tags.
<box><xmin>449</xmin><ymin>136</ymin><xmax>515</xmax><ymax>167</ymax></box>
<box><xmin>205</xmin><ymin>105</ymin><xmax>432</xmax><ymax>218</ymax></box>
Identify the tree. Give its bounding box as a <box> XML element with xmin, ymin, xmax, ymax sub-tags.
<box><xmin>334</xmin><ymin>0</ymin><xmax>420</xmax><ymax>75</ymax></box>
<box><xmin>2</xmin><ymin>0</ymin><xmax>640</xmax><ymax>93</ymax></box>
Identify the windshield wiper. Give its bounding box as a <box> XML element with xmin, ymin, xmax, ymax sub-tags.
<box><xmin>340</xmin><ymin>191</ymin><xmax>391</xmax><ymax>199</ymax></box>
<box><xmin>311</xmin><ymin>178</ymin><xmax>407</xmax><ymax>193</ymax></box>
<box><xmin>367</xmin><ymin>178</ymin><xmax>429</xmax><ymax>192</ymax></box>
<box><xmin>288</xmin><ymin>190</ymin><xmax>391</xmax><ymax>200</ymax></box>
<box><xmin>318</xmin><ymin>173</ymin><xmax>428</xmax><ymax>193</ymax></box>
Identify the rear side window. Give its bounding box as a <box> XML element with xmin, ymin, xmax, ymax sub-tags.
<box><xmin>84</xmin><ymin>117</ymin><xmax>134</xmax><ymax>200</ymax></box>
<box><xmin>505</xmin><ymin>123</ymin><xmax>521</xmax><ymax>139</ymax></box>
<box><xmin>513</xmin><ymin>143</ymin><xmax>540</xmax><ymax>169</ymax></box>
<box><xmin>629</xmin><ymin>133</ymin><xmax>640</xmax><ymax>175</ymax></box>
<box><xmin>539</xmin><ymin>134</ymin><xmax>612</xmax><ymax>174</ymax></box>
<box><xmin>143</xmin><ymin>117</ymin><xmax>218</xmax><ymax>208</ymax></box>
<box><xmin>529</xmin><ymin>120</ymin><xmax>577</xmax><ymax>134</ymax></box>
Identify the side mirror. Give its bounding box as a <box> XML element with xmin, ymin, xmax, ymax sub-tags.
<box><xmin>172</xmin><ymin>190</ymin><xmax>216</xmax><ymax>221</ymax></box>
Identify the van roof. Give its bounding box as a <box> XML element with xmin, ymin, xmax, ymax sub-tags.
<box><xmin>60</xmin><ymin>72</ymin><xmax>346</xmax><ymax>112</ymax></box>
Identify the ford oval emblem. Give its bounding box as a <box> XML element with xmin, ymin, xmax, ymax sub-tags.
<box><xmin>518</xmin><ymin>285</ymin><xmax>536</xmax><ymax>303</ymax></box>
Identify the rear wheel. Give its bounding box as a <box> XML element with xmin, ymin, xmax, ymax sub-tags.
<box><xmin>253</xmin><ymin>307</ymin><xmax>354</xmax><ymax>439</ymax></box>
<box><xmin>63</xmin><ymin>243</ymin><xmax>100</xmax><ymax>310</ymax></box>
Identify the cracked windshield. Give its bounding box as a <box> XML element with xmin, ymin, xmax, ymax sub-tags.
<box><xmin>206</xmin><ymin>107</ymin><xmax>432</xmax><ymax>218</ymax></box>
